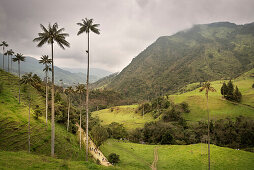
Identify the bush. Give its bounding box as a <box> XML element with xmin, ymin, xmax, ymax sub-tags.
<box><xmin>108</xmin><ymin>122</ymin><xmax>127</xmax><ymax>139</ymax></box>
<box><xmin>0</xmin><ymin>82</ymin><xmax>3</xmax><ymax>94</ymax></box>
<box><xmin>108</xmin><ymin>153</ymin><xmax>120</xmax><ymax>164</ymax></box>
<box><xmin>180</xmin><ymin>102</ymin><xmax>190</xmax><ymax>113</ymax></box>
<box><xmin>34</xmin><ymin>105</ymin><xmax>42</xmax><ymax>119</ymax></box>
<box><xmin>252</xmin><ymin>83</ymin><xmax>254</xmax><ymax>88</ymax></box>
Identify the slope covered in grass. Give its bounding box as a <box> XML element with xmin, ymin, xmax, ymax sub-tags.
<box><xmin>100</xmin><ymin>139</ymin><xmax>254</xmax><ymax>170</ymax></box>
<box><xmin>170</xmin><ymin>68</ymin><xmax>254</xmax><ymax>122</ymax></box>
<box><xmin>0</xmin><ymin>151</ymin><xmax>113</xmax><ymax>170</ymax></box>
<box><xmin>0</xmin><ymin>70</ymin><xmax>85</xmax><ymax>160</ymax></box>
<box><xmin>92</xmin><ymin>105</ymin><xmax>154</xmax><ymax>131</ymax></box>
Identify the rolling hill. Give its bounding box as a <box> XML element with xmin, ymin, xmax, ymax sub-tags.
<box><xmin>104</xmin><ymin>22</ymin><xmax>254</xmax><ymax>99</ymax></box>
<box><xmin>0</xmin><ymin>54</ymin><xmax>111</xmax><ymax>85</ymax></box>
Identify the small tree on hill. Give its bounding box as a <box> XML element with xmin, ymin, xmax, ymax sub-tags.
<box><xmin>220</xmin><ymin>82</ymin><xmax>228</xmax><ymax>97</ymax></box>
<box><xmin>233</xmin><ymin>86</ymin><xmax>242</xmax><ymax>102</ymax></box>
<box><xmin>226</xmin><ymin>80</ymin><xmax>234</xmax><ymax>100</ymax></box>
<box><xmin>108</xmin><ymin>153</ymin><xmax>120</xmax><ymax>165</ymax></box>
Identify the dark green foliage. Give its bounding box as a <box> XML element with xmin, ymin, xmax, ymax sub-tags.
<box><xmin>0</xmin><ymin>82</ymin><xmax>3</xmax><ymax>94</ymax></box>
<box><xmin>252</xmin><ymin>83</ymin><xmax>254</xmax><ymax>88</ymax></box>
<box><xmin>221</xmin><ymin>82</ymin><xmax>228</xmax><ymax>97</ymax></box>
<box><xmin>91</xmin><ymin>125</ymin><xmax>109</xmax><ymax>146</ymax></box>
<box><xmin>180</xmin><ymin>102</ymin><xmax>190</xmax><ymax>113</ymax></box>
<box><xmin>221</xmin><ymin>80</ymin><xmax>242</xmax><ymax>102</ymax></box>
<box><xmin>108</xmin><ymin>153</ymin><xmax>120</xmax><ymax>164</ymax></box>
<box><xmin>107</xmin><ymin>122</ymin><xmax>127</xmax><ymax>139</ymax></box>
<box><xmin>34</xmin><ymin>105</ymin><xmax>42</xmax><ymax>119</ymax></box>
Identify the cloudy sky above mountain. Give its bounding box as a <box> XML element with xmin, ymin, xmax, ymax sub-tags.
<box><xmin>0</xmin><ymin>0</ymin><xmax>253</xmax><ymax>72</ymax></box>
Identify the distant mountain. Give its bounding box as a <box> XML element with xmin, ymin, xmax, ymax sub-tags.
<box><xmin>61</xmin><ymin>67</ymin><xmax>112</xmax><ymax>78</ymax></box>
<box><xmin>0</xmin><ymin>55</ymin><xmax>110</xmax><ymax>86</ymax></box>
<box><xmin>106</xmin><ymin>22</ymin><xmax>254</xmax><ymax>99</ymax></box>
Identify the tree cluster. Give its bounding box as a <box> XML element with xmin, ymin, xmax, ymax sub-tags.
<box><xmin>221</xmin><ymin>80</ymin><xmax>242</xmax><ymax>102</ymax></box>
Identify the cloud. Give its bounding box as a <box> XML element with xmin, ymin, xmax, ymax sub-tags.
<box><xmin>0</xmin><ymin>0</ymin><xmax>254</xmax><ymax>73</ymax></box>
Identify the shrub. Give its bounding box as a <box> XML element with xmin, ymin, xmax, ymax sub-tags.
<box><xmin>0</xmin><ymin>82</ymin><xmax>3</xmax><ymax>94</ymax></box>
<box><xmin>108</xmin><ymin>153</ymin><xmax>120</xmax><ymax>164</ymax></box>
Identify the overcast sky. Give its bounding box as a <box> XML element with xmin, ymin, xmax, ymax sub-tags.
<box><xmin>0</xmin><ymin>0</ymin><xmax>254</xmax><ymax>72</ymax></box>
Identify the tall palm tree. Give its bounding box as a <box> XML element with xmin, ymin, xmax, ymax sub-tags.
<box><xmin>33</xmin><ymin>23</ymin><xmax>70</xmax><ymax>157</ymax></box>
<box><xmin>12</xmin><ymin>53</ymin><xmax>25</xmax><ymax>104</ymax></box>
<box><xmin>65</xmin><ymin>86</ymin><xmax>74</xmax><ymax>132</ymax></box>
<box><xmin>0</xmin><ymin>41</ymin><xmax>8</xmax><ymax>70</ymax></box>
<box><xmin>20</xmin><ymin>72</ymin><xmax>35</xmax><ymax>153</ymax></box>
<box><xmin>77</xmin><ymin>18</ymin><xmax>100</xmax><ymax>161</ymax></box>
<box><xmin>39</xmin><ymin>55</ymin><xmax>52</xmax><ymax>124</ymax></box>
<box><xmin>5</xmin><ymin>49</ymin><xmax>14</xmax><ymax>73</ymax></box>
<box><xmin>199</xmin><ymin>82</ymin><xmax>216</xmax><ymax>170</ymax></box>
<box><xmin>75</xmin><ymin>84</ymin><xmax>86</xmax><ymax>150</ymax></box>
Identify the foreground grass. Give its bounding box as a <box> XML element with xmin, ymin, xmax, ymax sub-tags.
<box><xmin>0</xmin><ymin>151</ymin><xmax>113</xmax><ymax>170</ymax></box>
<box><xmin>92</xmin><ymin>105</ymin><xmax>154</xmax><ymax>131</ymax></box>
<box><xmin>101</xmin><ymin>139</ymin><xmax>254</xmax><ymax>170</ymax></box>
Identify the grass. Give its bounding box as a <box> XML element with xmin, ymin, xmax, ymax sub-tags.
<box><xmin>169</xmin><ymin>68</ymin><xmax>254</xmax><ymax>122</ymax></box>
<box><xmin>0</xmin><ymin>151</ymin><xmax>114</xmax><ymax>170</ymax></box>
<box><xmin>0</xmin><ymin>69</ymin><xmax>86</xmax><ymax>160</ymax></box>
<box><xmin>100</xmin><ymin>139</ymin><xmax>254</xmax><ymax>170</ymax></box>
<box><xmin>92</xmin><ymin>105</ymin><xmax>154</xmax><ymax>131</ymax></box>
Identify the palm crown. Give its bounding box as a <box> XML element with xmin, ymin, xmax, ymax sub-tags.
<box><xmin>39</xmin><ymin>55</ymin><xmax>52</xmax><ymax>65</ymax></box>
<box><xmin>6</xmin><ymin>49</ymin><xmax>14</xmax><ymax>56</ymax></box>
<box><xmin>77</xmin><ymin>18</ymin><xmax>100</xmax><ymax>35</ymax></box>
<box><xmin>13</xmin><ymin>53</ymin><xmax>25</xmax><ymax>63</ymax></box>
<box><xmin>199</xmin><ymin>82</ymin><xmax>216</xmax><ymax>95</ymax></box>
<box><xmin>20</xmin><ymin>72</ymin><xmax>35</xmax><ymax>85</ymax></box>
<box><xmin>33</xmin><ymin>23</ymin><xmax>70</xmax><ymax>49</ymax></box>
<box><xmin>75</xmin><ymin>84</ymin><xmax>86</xmax><ymax>94</ymax></box>
<box><xmin>0</xmin><ymin>41</ymin><xmax>8</xmax><ymax>48</ymax></box>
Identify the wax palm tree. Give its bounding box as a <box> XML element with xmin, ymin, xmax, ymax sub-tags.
<box><xmin>20</xmin><ymin>72</ymin><xmax>35</xmax><ymax>153</ymax></box>
<box><xmin>39</xmin><ymin>55</ymin><xmax>52</xmax><ymax>124</ymax></box>
<box><xmin>75</xmin><ymin>84</ymin><xmax>86</xmax><ymax>150</ymax></box>
<box><xmin>77</xmin><ymin>18</ymin><xmax>100</xmax><ymax>161</ymax></box>
<box><xmin>12</xmin><ymin>53</ymin><xmax>25</xmax><ymax>104</ymax></box>
<box><xmin>33</xmin><ymin>23</ymin><xmax>70</xmax><ymax>157</ymax></box>
<box><xmin>0</xmin><ymin>41</ymin><xmax>8</xmax><ymax>70</ymax></box>
<box><xmin>65</xmin><ymin>86</ymin><xmax>74</xmax><ymax>132</ymax></box>
<box><xmin>5</xmin><ymin>49</ymin><xmax>14</xmax><ymax>73</ymax></box>
<box><xmin>199</xmin><ymin>82</ymin><xmax>216</xmax><ymax>170</ymax></box>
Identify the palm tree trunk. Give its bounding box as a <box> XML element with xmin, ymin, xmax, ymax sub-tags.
<box><xmin>51</xmin><ymin>42</ymin><xmax>55</xmax><ymax>157</ymax></box>
<box><xmin>18</xmin><ymin>61</ymin><xmax>20</xmax><ymax>104</ymax></box>
<box><xmin>46</xmin><ymin>71</ymin><xmax>48</xmax><ymax>124</ymax></box>
<box><xmin>28</xmin><ymin>99</ymin><xmax>31</xmax><ymax>153</ymax></box>
<box><xmin>67</xmin><ymin>97</ymin><xmax>70</xmax><ymax>132</ymax></box>
<box><xmin>143</xmin><ymin>104</ymin><xmax>144</xmax><ymax>119</ymax></box>
<box><xmin>2</xmin><ymin>47</ymin><xmax>4</xmax><ymax>70</ymax></box>
<box><xmin>86</xmin><ymin>31</ymin><xmax>90</xmax><ymax>161</ymax></box>
<box><xmin>11</xmin><ymin>55</ymin><xmax>13</xmax><ymax>73</ymax></box>
<box><xmin>206</xmin><ymin>93</ymin><xmax>210</xmax><ymax>170</ymax></box>
<box><xmin>7</xmin><ymin>54</ymin><xmax>9</xmax><ymax>72</ymax></box>
<box><xmin>80</xmin><ymin>94</ymin><xmax>82</xmax><ymax>150</ymax></box>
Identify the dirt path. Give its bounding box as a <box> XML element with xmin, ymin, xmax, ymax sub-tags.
<box><xmin>151</xmin><ymin>147</ymin><xmax>158</xmax><ymax>170</ymax></box>
<box><xmin>76</xmin><ymin>123</ymin><xmax>112</xmax><ymax>166</ymax></box>
<box><xmin>219</xmin><ymin>98</ymin><xmax>254</xmax><ymax>110</ymax></box>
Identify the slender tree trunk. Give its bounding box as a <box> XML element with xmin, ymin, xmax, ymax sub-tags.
<box><xmin>28</xmin><ymin>99</ymin><xmax>31</xmax><ymax>153</ymax></box>
<box><xmin>18</xmin><ymin>61</ymin><xmax>20</xmax><ymax>104</ymax></box>
<box><xmin>85</xmin><ymin>31</ymin><xmax>90</xmax><ymax>161</ymax></box>
<box><xmin>206</xmin><ymin>93</ymin><xmax>210</xmax><ymax>170</ymax></box>
<box><xmin>80</xmin><ymin>94</ymin><xmax>82</xmax><ymax>150</ymax></box>
<box><xmin>2</xmin><ymin>47</ymin><xmax>4</xmax><ymax>70</ymax></box>
<box><xmin>46</xmin><ymin>71</ymin><xmax>48</xmax><ymax>124</ymax></box>
<box><xmin>51</xmin><ymin>42</ymin><xmax>55</xmax><ymax>157</ymax></box>
<box><xmin>11</xmin><ymin>55</ymin><xmax>13</xmax><ymax>73</ymax></box>
<box><xmin>7</xmin><ymin>54</ymin><xmax>9</xmax><ymax>72</ymax></box>
<box><xmin>67</xmin><ymin>97</ymin><xmax>70</xmax><ymax>132</ymax></box>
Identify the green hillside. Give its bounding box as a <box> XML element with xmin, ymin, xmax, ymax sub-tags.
<box><xmin>171</xmin><ymin>68</ymin><xmax>254</xmax><ymax>122</ymax></box>
<box><xmin>0</xmin><ymin>151</ymin><xmax>113</xmax><ymax>170</ymax></box>
<box><xmin>106</xmin><ymin>22</ymin><xmax>254</xmax><ymax>99</ymax></box>
<box><xmin>92</xmin><ymin>68</ymin><xmax>254</xmax><ymax>131</ymax></box>
<box><xmin>100</xmin><ymin>139</ymin><xmax>254</xmax><ymax>170</ymax></box>
<box><xmin>0</xmin><ymin>70</ymin><xmax>86</xmax><ymax>160</ymax></box>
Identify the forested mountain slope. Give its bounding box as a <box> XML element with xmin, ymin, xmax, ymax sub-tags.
<box><xmin>108</xmin><ymin>22</ymin><xmax>254</xmax><ymax>99</ymax></box>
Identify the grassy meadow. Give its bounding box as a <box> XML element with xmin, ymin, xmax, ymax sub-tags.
<box><xmin>92</xmin><ymin>105</ymin><xmax>154</xmax><ymax>131</ymax></box>
<box><xmin>100</xmin><ymin>139</ymin><xmax>254</xmax><ymax>170</ymax></box>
